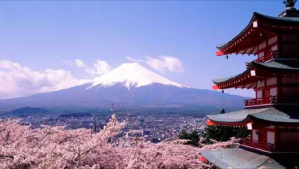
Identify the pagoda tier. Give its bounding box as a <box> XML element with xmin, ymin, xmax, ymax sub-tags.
<box><xmin>213</xmin><ymin>60</ymin><xmax>299</xmax><ymax>108</ymax></box>
<box><xmin>213</xmin><ymin>60</ymin><xmax>299</xmax><ymax>89</ymax></box>
<box><xmin>206</xmin><ymin>106</ymin><xmax>299</xmax><ymax>153</ymax></box>
<box><xmin>216</xmin><ymin>12</ymin><xmax>299</xmax><ymax>63</ymax></box>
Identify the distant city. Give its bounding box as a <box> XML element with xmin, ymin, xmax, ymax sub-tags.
<box><xmin>1</xmin><ymin>112</ymin><xmax>205</xmax><ymax>142</ymax></box>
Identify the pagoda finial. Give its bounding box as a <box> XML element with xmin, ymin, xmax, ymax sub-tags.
<box><xmin>284</xmin><ymin>0</ymin><xmax>297</xmax><ymax>9</ymax></box>
<box><xmin>280</xmin><ymin>0</ymin><xmax>299</xmax><ymax>17</ymax></box>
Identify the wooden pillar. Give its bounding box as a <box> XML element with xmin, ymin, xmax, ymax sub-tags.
<box><xmin>278</xmin><ymin>34</ymin><xmax>282</xmax><ymax>52</ymax></box>
<box><xmin>277</xmin><ymin>77</ymin><xmax>282</xmax><ymax>99</ymax></box>
<box><xmin>275</xmin><ymin>126</ymin><xmax>280</xmax><ymax>151</ymax></box>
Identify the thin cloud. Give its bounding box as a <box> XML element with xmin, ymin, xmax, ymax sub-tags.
<box><xmin>74</xmin><ymin>59</ymin><xmax>85</xmax><ymax>68</ymax></box>
<box><xmin>126</xmin><ymin>56</ymin><xmax>144</xmax><ymax>63</ymax></box>
<box><xmin>65</xmin><ymin>59</ymin><xmax>111</xmax><ymax>76</ymax></box>
<box><xmin>146</xmin><ymin>56</ymin><xmax>184</xmax><ymax>73</ymax></box>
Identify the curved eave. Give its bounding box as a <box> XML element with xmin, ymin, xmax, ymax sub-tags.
<box><xmin>254</xmin><ymin>60</ymin><xmax>299</xmax><ymax>71</ymax></box>
<box><xmin>250</xmin><ymin>115</ymin><xmax>299</xmax><ymax>124</ymax></box>
<box><xmin>206</xmin><ymin>108</ymin><xmax>267</xmax><ymax>124</ymax></box>
<box><xmin>216</xmin><ymin>12</ymin><xmax>257</xmax><ymax>50</ymax></box>
<box><xmin>206</xmin><ymin>115</ymin><xmax>250</xmax><ymax>124</ymax></box>
<box><xmin>213</xmin><ymin>62</ymin><xmax>255</xmax><ymax>85</ymax></box>
<box><xmin>213</xmin><ymin>60</ymin><xmax>299</xmax><ymax>89</ymax></box>
<box><xmin>206</xmin><ymin>107</ymin><xmax>299</xmax><ymax>125</ymax></box>
<box><xmin>216</xmin><ymin>12</ymin><xmax>299</xmax><ymax>56</ymax></box>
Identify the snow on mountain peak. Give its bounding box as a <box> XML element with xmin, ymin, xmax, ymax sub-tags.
<box><xmin>88</xmin><ymin>62</ymin><xmax>184</xmax><ymax>89</ymax></box>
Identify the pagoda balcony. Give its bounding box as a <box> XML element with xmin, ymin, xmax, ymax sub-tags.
<box><xmin>244</xmin><ymin>97</ymin><xmax>274</xmax><ymax>107</ymax></box>
<box><xmin>244</xmin><ymin>96</ymin><xmax>299</xmax><ymax>107</ymax></box>
<box><xmin>254</xmin><ymin>51</ymin><xmax>299</xmax><ymax>63</ymax></box>
<box><xmin>241</xmin><ymin>138</ymin><xmax>299</xmax><ymax>152</ymax></box>
<box><xmin>255</xmin><ymin>55</ymin><xmax>275</xmax><ymax>63</ymax></box>
<box><xmin>240</xmin><ymin>138</ymin><xmax>275</xmax><ymax>152</ymax></box>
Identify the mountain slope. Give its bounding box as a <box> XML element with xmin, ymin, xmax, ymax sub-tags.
<box><xmin>2</xmin><ymin>107</ymin><xmax>49</xmax><ymax>117</ymax></box>
<box><xmin>0</xmin><ymin>63</ymin><xmax>246</xmax><ymax>114</ymax></box>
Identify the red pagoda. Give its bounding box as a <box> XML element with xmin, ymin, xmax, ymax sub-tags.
<box><xmin>201</xmin><ymin>1</ymin><xmax>299</xmax><ymax>168</ymax></box>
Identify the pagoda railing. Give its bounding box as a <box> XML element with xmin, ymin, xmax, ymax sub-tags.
<box><xmin>241</xmin><ymin>139</ymin><xmax>299</xmax><ymax>152</ymax></box>
<box><xmin>254</xmin><ymin>51</ymin><xmax>299</xmax><ymax>63</ymax></box>
<box><xmin>244</xmin><ymin>97</ymin><xmax>274</xmax><ymax>107</ymax></box>
<box><xmin>273</xmin><ymin>97</ymin><xmax>299</xmax><ymax>104</ymax></box>
<box><xmin>255</xmin><ymin>54</ymin><xmax>275</xmax><ymax>63</ymax></box>
<box><xmin>245</xmin><ymin>96</ymin><xmax>299</xmax><ymax>107</ymax></box>
<box><xmin>240</xmin><ymin>138</ymin><xmax>275</xmax><ymax>152</ymax></box>
<box><xmin>271</xmin><ymin>51</ymin><xmax>299</xmax><ymax>59</ymax></box>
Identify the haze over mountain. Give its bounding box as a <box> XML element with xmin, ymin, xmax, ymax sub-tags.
<box><xmin>0</xmin><ymin>63</ymin><xmax>246</xmax><ymax>114</ymax></box>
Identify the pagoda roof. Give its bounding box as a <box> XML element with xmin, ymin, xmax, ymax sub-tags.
<box><xmin>256</xmin><ymin>60</ymin><xmax>299</xmax><ymax>70</ymax></box>
<box><xmin>216</xmin><ymin>12</ymin><xmax>299</xmax><ymax>56</ymax></box>
<box><xmin>207</xmin><ymin>107</ymin><xmax>299</xmax><ymax>123</ymax></box>
<box><xmin>213</xmin><ymin>60</ymin><xmax>299</xmax><ymax>85</ymax></box>
<box><xmin>201</xmin><ymin>148</ymin><xmax>285</xmax><ymax>169</ymax></box>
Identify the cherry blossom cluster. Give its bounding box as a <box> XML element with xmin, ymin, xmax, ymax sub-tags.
<box><xmin>0</xmin><ymin>115</ymin><xmax>235</xmax><ymax>169</ymax></box>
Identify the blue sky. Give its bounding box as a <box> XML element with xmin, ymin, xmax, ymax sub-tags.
<box><xmin>0</xmin><ymin>0</ymin><xmax>289</xmax><ymax>99</ymax></box>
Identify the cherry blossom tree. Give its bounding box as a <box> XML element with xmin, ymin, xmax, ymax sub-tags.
<box><xmin>0</xmin><ymin>115</ymin><xmax>236</xmax><ymax>169</ymax></box>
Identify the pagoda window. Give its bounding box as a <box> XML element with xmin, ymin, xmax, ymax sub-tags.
<box><xmin>252</xmin><ymin>129</ymin><xmax>259</xmax><ymax>141</ymax></box>
<box><xmin>270</xmin><ymin>88</ymin><xmax>277</xmax><ymax>96</ymax></box>
<box><xmin>267</xmin><ymin>131</ymin><xmax>275</xmax><ymax>144</ymax></box>
<box><xmin>256</xmin><ymin>90</ymin><xmax>263</xmax><ymax>98</ymax></box>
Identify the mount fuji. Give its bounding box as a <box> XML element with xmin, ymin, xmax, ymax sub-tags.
<box><xmin>0</xmin><ymin>63</ymin><xmax>246</xmax><ymax>114</ymax></box>
<box><xmin>89</xmin><ymin>62</ymin><xmax>184</xmax><ymax>89</ymax></box>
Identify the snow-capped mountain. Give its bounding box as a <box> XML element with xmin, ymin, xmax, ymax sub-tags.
<box><xmin>0</xmin><ymin>63</ymin><xmax>246</xmax><ymax>114</ymax></box>
<box><xmin>88</xmin><ymin>63</ymin><xmax>183</xmax><ymax>89</ymax></box>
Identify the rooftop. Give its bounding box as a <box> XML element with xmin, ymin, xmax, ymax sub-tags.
<box><xmin>213</xmin><ymin>60</ymin><xmax>299</xmax><ymax>85</ymax></box>
<box><xmin>207</xmin><ymin>107</ymin><xmax>299</xmax><ymax>123</ymax></box>
<box><xmin>216</xmin><ymin>11</ymin><xmax>299</xmax><ymax>56</ymax></box>
<box><xmin>201</xmin><ymin>148</ymin><xmax>285</xmax><ymax>169</ymax></box>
